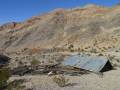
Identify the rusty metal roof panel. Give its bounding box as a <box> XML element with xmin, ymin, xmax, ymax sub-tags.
<box><xmin>62</xmin><ymin>55</ymin><xmax>108</xmax><ymax>72</ymax></box>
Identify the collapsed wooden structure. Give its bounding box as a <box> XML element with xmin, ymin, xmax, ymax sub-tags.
<box><xmin>11</xmin><ymin>55</ymin><xmax>113</xmax><ymax>76</ymax></box>
<box><xmin>11</xmin><ymin>64</ymin><xmax>89</xmax><ymax>76</ymax></box>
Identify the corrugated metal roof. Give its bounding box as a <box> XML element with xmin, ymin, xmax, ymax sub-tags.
<box><xmin>62</xmin><ymin>55</ymin><xmax>108</xmax><ymax>72</ymax></box>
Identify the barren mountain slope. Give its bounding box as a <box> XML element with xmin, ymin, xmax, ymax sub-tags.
<box><xmin>0</xmin><ymin>5</ymin><xmax>120</xmax><ymax>52</ymax></box>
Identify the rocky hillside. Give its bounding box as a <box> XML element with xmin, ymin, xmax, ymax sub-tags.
<box><xmin>0</xmin><ymin>4</ymin><xmax>120</xmax><ymax>53</ymax></box>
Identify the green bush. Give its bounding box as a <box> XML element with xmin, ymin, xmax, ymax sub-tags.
<box><xmin>0</xmin><ymin>68</ymin><xmax>11</xmax><ymax>89</ymax></box>
<box><xmin>31</xmin><ymin>59</ymin><xmax>40</xmax><ymax>66</ymax></box>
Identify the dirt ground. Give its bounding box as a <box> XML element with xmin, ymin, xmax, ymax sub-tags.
<box><xmin>9</xmin><ymin>67</ymin><xmax>120</xmax><ymax>90</ymax></box>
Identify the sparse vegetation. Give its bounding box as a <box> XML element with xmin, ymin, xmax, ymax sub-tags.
<box><xmin>90</xmin><ymin>48</ymin><xmax>97</xmax><ymax>53</ymax></box>
<box><xmin>103</xmin><ymin>47</ymin><xmax>107</xmax><ymax>50</ymax></box>
<box><xmin>0</xmin><ymin>68</ymin><xmax>11</xmax><ymax>90</ymax></box>
<box><xmin>115</xmin><ymin>50</ymin><xmax>119</xmax><ymax>52</ymax></box>
<box><xmin>108</xmin><ymin>46</ymin><xmax>112</xmax><ymax>49</ymax></box>
<box><xmin>81</xmin><ymin>48</ymin><xmax>84</xmax><ymax>52</ymax></box>
<box><xmin>1</xmin><ymin>4</ymin><xmax>120</xmax><ymax>90</ymax></box>
<box><xmin>98</xmin><ymin>53</ymin><xmax>103</xmax><ymax>56</ymax></box>
<box><xmin>70</xmin><ymin>49</ymin><xmax>74</xmax><ymax>52</ymax></box>
<box><xmin>31</xmin><ymin>59</ymin><xmax>40</xmax><ymax>66</ymax></box>
<box><xmin>52</xmin><ymin>75</ymin><xmax>69</xmax><ymax>87</ymax></box>
<box><xmin>68</xmin><ymin>44</ymin><xmax>74</xmax><ymax>52</ymax></box>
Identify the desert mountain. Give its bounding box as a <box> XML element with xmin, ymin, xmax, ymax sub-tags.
<box><xmin>0</xmin><ymin>5</ymin><xmax>120</xmax><ymax>52</ymax></box>
<box><xmin>1</xmin><ymin>5</ymin><xmax>120</xmax><ymax>90</ymax></box>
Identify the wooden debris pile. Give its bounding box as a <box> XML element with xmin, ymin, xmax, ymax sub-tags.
<box><xmin>11</xmin><ymin>64</ymin><xmax>89</xmax><ymax>76</ymax></box>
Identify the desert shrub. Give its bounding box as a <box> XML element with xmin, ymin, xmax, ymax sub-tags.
<box><xmin>85</xmin><ymin>47</ymin><xmax>89</xmax><ymax>50</ymax></box>
<box><xmin>113</xmin><ymin>46</ymin><xmax>115</xmax><ymax>48</ymax></box>
<box><xmin>68</xmin><ymin>44</ymin><xmax>74</xmax><ymax>52</ymax></box>
<box><xmin>108</xmin><ymin>46</ymin><xmax>112</xmax><ymax>49</ymax></box>
<box><xmin>103</xmin><ymin>47</ymin><xmax>107</xmax><ymax>50</ymax></box>
<box><xmin>69</xmin><ymin>44</ymin><xmax>73</xmax><ymax>49</ymax></box>
<box><xmin>81</xmin><ymin>49</ymin><xmax>84</xmax><ymax>52</ymax></box>
<box><xmin>70</xmin><ymin>49</ymin><xmax>74</xmax><ymax>52</ymax></box>
<box><xmin>115</xmin><ymin>50</ymin><xmax>119</xmax><ymax>52</ymax></box>
<box><xmin>52</xmin><ymin>75</ymin><xmax>69</xmax><ymax>87</ymax></box>
<box><xmin>0</xmin><ymin>68</ymin><xmax>11</xmax><ymax>89</ymax></box>
<box><xmin>101</xmin><ymin>49</ymin><xmax>105</xmax><ymax>52</ymax></box>
<box><xmin>98</xmin><ymin>53</ymin><xmax>103</xmax><ymax>56</ymax></box>
<box><xmin>90</xmin><ymin>48</ymin><xmax>97</xmax><ymax>53</ymax></box>
<box><xmin>31</xmin><ymin>59</ymin><xmax>40</xmax><ymax>66</ymax></box>
<box><xmin>116</xmin><ymin>59</ymin><xmax>120</xmax><ymax>63</ymax></box>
